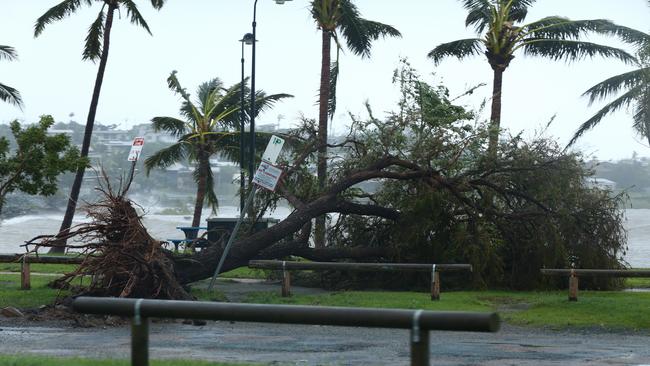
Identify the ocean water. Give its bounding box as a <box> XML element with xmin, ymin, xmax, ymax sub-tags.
<box><xmin>1</xmin><ymin>208</ymin><xmax>648</xmax><ymax>267</ymax></box>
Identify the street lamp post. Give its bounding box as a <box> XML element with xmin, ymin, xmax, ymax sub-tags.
<box><xmin>248</xmin><ymin>0</ymin><xmax>292</xmax><ymax>183</ymax></box>
<box><xmin>239</xmin><ymin>33</ymin><xmax>254</xmax><ymax>212</ymax></box>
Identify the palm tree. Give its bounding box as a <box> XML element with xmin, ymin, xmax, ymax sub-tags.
<box><xmin>35</xmin><ymin>0</ymin><xmax>166</xmax><ymax>252</ymax></box>
<box><xmin>428</xmin><ymin>0</ymin><xmax>637</xmax><ymax>159</ymax></box>
<box><xmin>569</xmin><ymin>29</ymin><xmax>650</xmax><ymax>146</ymax></box>
<box><xmin>145</xmin><ymin>72</ymin><xmax>291</xmax><ymax>228</ymax></box>
<box><xmin>0</xmin><ymin>45</ymin><xmax>23</xmax><ymax>108</ymax></box>
<box><xmin>310</xmin><ymin>0</ymin><xmax>401</xmax><ymax>247</ymax></box>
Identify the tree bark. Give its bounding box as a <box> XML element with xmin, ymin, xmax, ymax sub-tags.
<box><xmin>50</xmin><ymin>5</ymin><xmax>117</xmax><ymax>254</ymax></box>
<box><xmin>315</xmin><ymin>29</ymin><xmax>332</xmax><ymax>249</ymax></box>
<box><xmin>487</xmin><ymin>68</ymin><xmax>504</xmax><ymax>161</ymax></box>
<box><xmin>191</xmin><ymin>147</ymin><xmax>210</xmax><ymax>229</ymax></box>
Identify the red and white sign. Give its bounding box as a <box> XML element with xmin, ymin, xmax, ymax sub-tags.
<box><xmin>127</xmin><ymin>137</ymin><xmax>145</xmax><ymax>161</ymax></box>
<box><xmin>253</xmin><ymin>161</ymin><xmax>283</xmax><ymax>192</ymax></box>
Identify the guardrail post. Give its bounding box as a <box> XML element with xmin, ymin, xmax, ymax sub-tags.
<box><xmin>132</xmin><ymin>299</ymin><xmax>149</xmax><ymax>366</ymax></box>
<box><xmin>430</xmin><ymin>265</ymin><xmax>439</xmax><ymax>301</ymax></box>
<box><xmin>20</xmin><ymin>257</ymin><xmax>30</xmax><ymax>290</ymax></box>
<box><xmin>281</xmin><ymin>261</ymin><xmax>291</xmax><ymax>297</ymax></box>
<box><xmin>568</xmin><ymin>269</ymin><xmax>578</xmax><ymax>302</ymax></box>
<box><xmin>410</xmin><ymin>310</ymin><xmax>429</xmax><ymax>366</ymax></box>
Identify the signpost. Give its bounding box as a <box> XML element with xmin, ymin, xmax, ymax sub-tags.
<box><xmin>208</xmin><ymin>135</ymin><xmax>286</xmax><ymax>291</ymax></box>
<box><xmin>125</xmin><ymin>137</ymin><xmax>145</xmax><ymax>193</ymax></box>
<box><xmin>127</xmin><ymin>137</ymin><xmax>145</xmax><ymax>162</ymax></box>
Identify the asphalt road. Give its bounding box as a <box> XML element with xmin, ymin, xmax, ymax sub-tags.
<box><xmin>2</xmin><ymin>321</ymin><xmax>650</xmax><ymax>365</ymax></box>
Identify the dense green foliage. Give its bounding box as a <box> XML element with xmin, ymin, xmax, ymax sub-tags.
<box><xmin>326</xmin><ymin>61</ymin><xmax>626</xmax><ymax>290</ymax></box>
<box><xmin>0</xmin><ymin>116</ymin><xmax>85</xmax><ymax>216</ymax></box>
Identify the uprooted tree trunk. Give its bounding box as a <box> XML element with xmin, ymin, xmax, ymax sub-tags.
<box><xmin>27</xmin><ymin>175</ymin><xmax>194</xmax><ymax>300</ymax></box>
<box><xmin>25</xmin><ymin>156</ymin><xmax>423</xmax><ymax>299</ymax></box>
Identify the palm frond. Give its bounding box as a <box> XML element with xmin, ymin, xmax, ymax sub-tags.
<box><xmin>144</xmin><ymin>141</ymin><xmax>190</xmax><ymax>173</ymax></box>
<box><xmin>252</xmin><ymin>92</ymin><xmax>294</xmax><ymax>118</ymax></box>
<box><xmin>509</xmin><ymin>0</ymin><xmax>536</xmax><ymax>23</ymax></box>
<box><xmin>149</xmin><ymin>0</ymin><xmax>166</xmax><ymax>10</ymax></box>
<box><xmin>82</xmin><ymin>9</ymin><xmax>105</xmax><ymax>62</ymax></box>
<box><xmin>569</xmin><ymin>86</ymin><xmax>642</xmax><ymax>146</ymax></box>
<box><xmin>592</xmin><ymin>23</ymin><xmax>650</xmax><ymax>49</ymax></box>
<box><xmin>461</xmin><ymin>0</ymin><xmax>492</xmax><ymax>33</ymax></box>
<box><xmin>632</xmin><ymin>86</ymin><xmax>650</xmax><ymax>144</ymax></box>
<box><xmin>522</xmin><ymin>39</ymin><xmax>636</xmax><ymax>64</ymax></box>
<box><xmin>151</xmin><ymin>116</ymin><xmax>188</xmax><ymax>137</ymax></box>
<box><xmin>196</xmin><ymin>78</ymin><xmax>224</xmax><ymax>108</ymax></box>
<box><xmin>121</xmin><ymin>0</ymin><xmax>152</xmax><ymax>35</ymax></box>
<box><xmin>427</xmin><ymin>38</ymin><xmax>484</xmax><ymax>64</ymax></box>
<box><xmin>0</xmin><ymin>82</ymin><xmax>23</xmax><ymax>108</ymax></box>
<box><xmin>582</xmin><ymin>67</ymin><xmax>649</xmax><ymax>104</ymax></box>
<box><xmin>35</xmin><ymin>0</ymin><xmax>92</xmax><ymax>37</ymax></box>
<box><xmin>337</xmin><ymin>0</ymin><xmax>401</xmax><ymax>58</ymax></box>
<box><xmin>0</xmin><ymin>45</ymin><xmax>18</xmax><ymax>61</ymax></box>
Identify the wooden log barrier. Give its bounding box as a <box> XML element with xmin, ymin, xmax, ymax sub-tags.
<box><xmin>540</xmin><ymin>268</ymin><xmax>650</xmax><ymax>301</ymax></box>
<box><xmin>0</xmin><ymin>254</ymin><xmax>84</xmax><ymax>290</ymax></box>
<box><xmin>249</xmin><ymin>261</ymin><xmax>472</xmax><ymax>301</ymax></box>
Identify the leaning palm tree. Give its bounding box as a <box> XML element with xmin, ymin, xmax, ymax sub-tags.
<box><xmin>145</xmin><ymin>72</ymin><xmax>291</xmax><ymax>228</ymax></box>
<box><xmin>311</xmin><ymin>0</ymin><xmax>401</xmax><ymax>247</ymax></box>
<box><xmin>569</xmin><ymin>29</ymin><xmax>650</xmax><ymax>146</ymax></box>
<box><xmin>428</xmin><ymin>0</ymin><xmax>637</xmax><ymax>159</ymax></box>
<box><xmin>35</xmin><ymin>0</ymin><xmax>166</xmax><ymax>253</ymax></box>
<box><xmin>0</xmin><ymin>45</ymin><xmax>23</xmax><ymax>108</ymax></box>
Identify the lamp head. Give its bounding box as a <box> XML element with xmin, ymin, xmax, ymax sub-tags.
<box><xmin>240</xmin><ymin>33</ymin><xmax>255</xmax><ymax>45</ymax></box>
<box><xmin>275</xmin><ymin>0</ymin><xmax>292</xmax><ymax>3</ymax></box>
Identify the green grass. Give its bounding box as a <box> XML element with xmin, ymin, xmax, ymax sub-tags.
<box><xmin>243</xmin><ymin>289</ymin><xmax>650</xmax><ymax>330</ymax></box>
<box><xmin>0</xmin><ymin>274</ymin><xmax>68</xmax><ymax>308</ymax></box>
<box><xmin>625</xmin><ymin>277</ymin><xmax>650</xmax><ymax>288</ymax></box>
<box><xmin>0</xmin><ymin>263</ymin><xmax>77</xmax><ymax>274</ymax></box>
<box><xmin>0</xmin><ymin>355</ymin><xmax>254</xmax><ymax>366</ymax></box>
<box><xmin>219</xmin><ymin>267</ymin><xmax>269</xmax><ymax>280</ymax></box>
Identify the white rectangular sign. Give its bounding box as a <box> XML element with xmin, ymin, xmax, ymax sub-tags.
<box><xmin>261</xmin><ymin>135</ymin><xmax>285</xmax><ymax>165</ymax></box>
<box><xmin>127</xmin><ymin>137</ymin><xmax>145</xmax><ymax>161</ymax></box>
<box><xmin>253</xmin><ymin>161</ymin><xmax>283</xmax><ymax>192</ymax></box>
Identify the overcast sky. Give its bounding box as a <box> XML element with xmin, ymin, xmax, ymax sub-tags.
<box><xmin>0</xmin><ymin>0</ymin><xmax>648</xmax><ymax>161</ymax></box>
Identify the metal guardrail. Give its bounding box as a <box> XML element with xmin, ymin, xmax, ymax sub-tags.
<box><xmin>0</xmin><ymin>254</ymin><xmax>83</xmax><ymax>290</ymax></box>
<box><xmin>248</xmin><ymin>260</ymin><xmax>473</xmax><ymax>300</ymax></box>
<box><xmin>540</xmin><ymin>268</ymin><xmax>650</xmax><ymax>301</ymax></box>
<box><xmin>73</xmin><ymin>297</ymin><xmax>500</xmax><ymax>366</ymax></box>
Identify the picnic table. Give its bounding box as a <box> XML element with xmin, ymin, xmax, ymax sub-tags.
<box><xmin>167</xmin><ymin>226</ymin><xmax>209</xmax><ymax>252</ymax></box>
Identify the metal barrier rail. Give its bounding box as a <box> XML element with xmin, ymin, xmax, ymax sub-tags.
<box><xmin>540</xmin><ymin>268</ymin><xmax>650</xmax><ymax>301</ymax></box>
<box><xmin>73</xmin><ymin>297</ymin><xmax>500</xmax><ymax>366</ymax></box>
<box><xmin>248</xmin><ymin>260</ymin><xmax>473</xmax><ymax>300</ymax></box>
<box><xmin>0</xmin><ymin>254</ymin><xmax>84</xmax><ymax>290</ymax></box>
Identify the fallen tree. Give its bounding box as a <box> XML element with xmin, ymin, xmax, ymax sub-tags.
<box><xmin>25</xmin><ymin>61</ymin><xmax>627</xmax><ymax>296</ymax></box>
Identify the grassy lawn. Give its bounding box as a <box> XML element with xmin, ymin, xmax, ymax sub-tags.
<box><xmin>0</xmin><ymin>355</ymin><xmax>254</xmax><ymax>366</ymax></box>
<box><xmin>625</xmin><ymin>277</ymin><xmax>650</xmax><ymax>288</ymax></box>
<box><xmin>243</xmin><ymin>289</ymin><xmax>650</xmax><ymax>330</ymax></box>
<box><xmin>0</xmin><ymin>274</ymin><xmax>71</xmax><ymax>308</ymax></box>
<box><xmin>0</xmin><ymin>263</ymin><xmax>77</xmax><ymax>274</ymax></box>
<box><xmin>219</xmin><ymin>267</ymin><xmax>269</xmax><ymax>280</ymax></box>
<box><xmin>3</xmin><ymin>270</ymin><xmax>650</xmax><ymax>331</ymax></box>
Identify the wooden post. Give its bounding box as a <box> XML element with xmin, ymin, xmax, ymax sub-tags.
<box><xmin>430</xmin><ymin>265</ymin><xmax>440</xmax><ymax>301</ymax></box>
<box><xmin>568</xmin><ymin>270</ymin><xmax>578</xmax><ymax>302</ymax></box>
<box><xmin>281</xmin><ymin>261</ymin><xmax>291</xmax><ymax>297</ymax></box>
<box><xmin>20</xmin><ymin>259</ymin><xmax>30</xmax><ymax>290</ymax></box>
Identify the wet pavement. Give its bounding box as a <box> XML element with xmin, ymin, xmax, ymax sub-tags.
<box><xmin>2</xmin><ymin>321</ymin><xmax>650</xmax><ymax>365</ymax></box>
